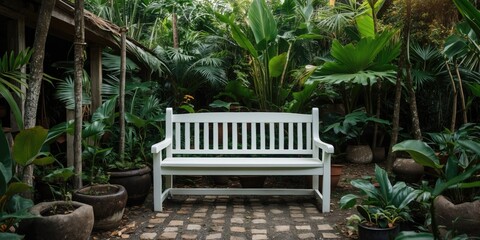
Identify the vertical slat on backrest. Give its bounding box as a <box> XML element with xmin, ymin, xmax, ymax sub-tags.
<box><xmin>232</xmin><ymin>123</ymin><xmax>238</xmax><ymax>150</ymax></box>
<box><xmin>307</xmin><ymin>123</ymin><xmax>312</xmax><ymax>150</ymax></box>
<box><xmin>270</xmin><ymin>123</ymin><xmax>275</xmax><ymax>150</ymax></box>
<box><xmin>251</xmin><ymin>123</ymin><xmax>257</xmax><ymax>150</ymax></box>
<box><xmin>279</xmin><ymin>123</ymin><xmax>284</xmax><ymax>150</ymax></box>
<box><xmin>203</xmin><ymin>123</ymin><xmax>209</xmax><ymax>150</ymax></box>
<box><xmin>213</xmin><ymin>122</ymin><xmax>218</xmax><ymax>150</ymax></box>
<box><xmin>166</xmin><ymin>108</ymin><xmax>173</xmax><ymax>157</ymax></box>
<box><xmin>260</xmin><ymin>123</ymin><xmax>265</xmax><ymax>150</ymax></box>
<box><xmin>298</xmin><ymin>122</ymin><xmax>303</xmax><ymax>150</ymax></box>
<box><xmin>185</xmin><ymin>123</ymin><xmax>190</xmax><ymax>149</ymax></box>
<box><xmin>288</xmin><ymin>122</ymin><xmax>294</xmax><ymax>149</ymax></box>
<box><xmin>175</xmin><ymin>122</ymin><xmax>181</xmax><ymax>150</ymax></box>
<box><xmin>194</xmin><ymin>122</ymin><xmax>200</xmax><ymax>150</ymax></box>
<box><xmin>222</xmin><ymin>122</ymin><xmax>228</xmax><ymax>149</ymax></box>
<box><xmin>242</xmin><ymin>123</ymin><xmax>247</xmax><ymax>150</ymax></box>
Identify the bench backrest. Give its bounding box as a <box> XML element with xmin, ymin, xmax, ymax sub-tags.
<box><xmin>164</xmin><ymin>108</ymin><xmax>320</xmax><ymax>157</ymax></box>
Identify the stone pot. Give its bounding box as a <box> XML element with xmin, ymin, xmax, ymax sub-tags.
<box><xmin>434</xmin><ymin>195</ymin><xmax>480</xmax><ymax>237</ymax></box>
<box><xmin>346</xmin><ymin>145</ymin><xmax>373</xmax><ymax>164</ymax></box>
<box><xmin>73</xmin><ymin>184</ymin><xmax>127</xmax><ymax>230</ymax></box>
<box><xmin>19</xmin><ymin>201</ymin><xmax>94</xmax><ymax>240</ymax></box>
<box><xmin>358</xmin><ymin>223</ymin><xmax>400</xmax><ymax>240</ymax></box>
<box><xmin>392</xmin><ymin>158</ymin><xmax>424</xmax><ymax>183</ymax></box>
<box><xmin>108</xmin><ymin>166</ymin><xmax>152</xmax><ymax>206</ymax></box>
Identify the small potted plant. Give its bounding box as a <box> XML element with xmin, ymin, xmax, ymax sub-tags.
<box><xmin>324</xmin><ymin>108</ymin><xmax>389</xmax><ymax>164</ymax></box>
<box><xmin>71</xmin><ymin>98</ymin><xmax>128</xmax><ymax>230</ymax></box>
<box><xmin>340</xmin><ymin>165</ymin><xmax>420</xmax><ymax>240</ymax></box>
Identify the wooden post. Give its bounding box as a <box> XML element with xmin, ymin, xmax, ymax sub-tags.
<box><xmin>90</xmin><ymin>45</ymin><xmax>103</xmax><ymax>112</ymax></box>
<box><xmin>119</xmin><ymin>28</ymin><xmax>127</xmax><ymax>161</ymax></box>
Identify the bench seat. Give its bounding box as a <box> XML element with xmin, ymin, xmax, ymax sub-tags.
<box><xmin>161</xmin><ymin>158</ymin><xmax>323</xmax><ymax>168</ymax></box>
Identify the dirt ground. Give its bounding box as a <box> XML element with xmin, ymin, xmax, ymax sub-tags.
<box><xmin>91</xmin><ymin>162</ymin><xmax>378</xmax><ymax>239</ymax></box>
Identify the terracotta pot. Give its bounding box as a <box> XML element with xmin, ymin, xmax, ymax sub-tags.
<box><xmin>108</xmin><ymin>166</ymin><xmax>152</xmax><ymax>206</ymax></box>
<box><xmin>392</xmin><ymin>158</ymin><xmax>424</xmax><ymax>183</ymax></box>
<box><xmin>19</xmin><ymin>201</ymin><xmax>94</xmax><ymax>240</ymax></box>
<box><xmin>434</xmin><ymin>195</ymin><xmax>480</xmax><ymax>237</ymax></box>
<box><xmin>358</xmin><ymin>223</ymin><xmax>400</xmax><ymax>240</ymax></box>
<box><xmin>73</xmin><ymin>184</ymin><xmax>127</xmax><ymax>230</ymax></box>
<box><xmin>346</xmin><ymin>145</ymin><xmax>373</xmax><ymax>164</ymax></box>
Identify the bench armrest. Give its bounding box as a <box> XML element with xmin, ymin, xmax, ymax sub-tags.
<box><xmin>151</xmin><ymin>138</ymin><xmax>172</xmax><ymax>154</ymax></box>
<box><xmin>313</xmin><ymin>138</ymin><xmax>334</xmax><ymax>154</ymax></box>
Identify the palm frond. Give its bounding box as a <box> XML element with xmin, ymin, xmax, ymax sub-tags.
<box><xmin>55</xmin><ymin>76</ymin><xmax>92</xmax><ymax>110</ymax></box>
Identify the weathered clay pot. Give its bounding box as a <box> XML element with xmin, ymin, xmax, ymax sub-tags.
<box><xmin>20</xmin><ymin>201</ymin><xmax>94</xmax><ymax>240</ymax></box>
<box><xmin>392</xmin><ymin>158</ymin><xmax>424</xmax><ymax>183</ymax></box>
<box><xmin>346</xmin><ymin>145</ymin><xmax>373</xmax><ymax>164</ymax></box>
<box><xmin>108</xmin><ymin>166</ymin><xmax>152</xmax><ymax>206</ymax></box>
<box><xmin>73</xmin><ymin>184</ymin><xmax>127</xmax><ymax>230</ymax></box>
<box><xmin>316</xmin><ymin>164</ymin><xmax>344</xmax><ymax>189</ymax></box>
<box><xmin>434</xmin><ymin>195</ymin><xmax>480</xmax><ymax>237</ymax></box>
<box><xmin>358</xmin><ymin>223</ymin><xmax>400</xmax><ymax>240</ymax></box>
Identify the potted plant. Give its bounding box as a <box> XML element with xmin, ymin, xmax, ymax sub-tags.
<box><xmin>105</xmin><ymin>86</ymin><xmax>164</xmax><ymax>205</ymax></box>
<box><xmin>392</xmin><ymin>123</ymin><xmax>480</xmax><ymax>238</ymax></box>
<box><xmin>71</xmin><ymin>98</ymin><xmax>128</xmax><ymax>230</ymax></box>
<box><xmin>324</xmin><ymin>108</ymin><xmax>390</xmax><ymax>164</ymax></box>
<box><xmin>0</xmin><ymin>126</ymin><xmax>94</xmax><ymax>240</ymax></box>
<box><xmin>340</xmin><ymin>165</ymin><xmax>420</xmax><ymax>240</ymax></box>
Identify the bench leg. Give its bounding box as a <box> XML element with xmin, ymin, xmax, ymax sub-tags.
<box><xmin>153</xmin><ymin>164</ymin><xmax>163</xmax><ymax>211</ymax></box>
<box><xmin>322</xmin><ymin>174</ymin><xmax>331</xmax><ymax>213</ymax></box>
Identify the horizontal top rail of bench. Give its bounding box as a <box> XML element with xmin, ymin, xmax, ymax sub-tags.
<box><xmin>172</xmin><ymin>111</ymin><xmax>313</xmax><ymax>123</ymax></box>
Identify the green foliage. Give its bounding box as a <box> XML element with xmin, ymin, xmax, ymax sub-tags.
<box><xmin>324</xmin><ymin>108</ymin><xmax>390</xmax><ymax>144</ymax></box>
<box><xmin>339</xmin><ymin>165</ymin><xmax>420</xmax><ymax>228</ymax></box>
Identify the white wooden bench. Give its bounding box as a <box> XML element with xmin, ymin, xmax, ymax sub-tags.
<box><xmin>151</xmin><ymin>108</ymin><xmax>334</xmax><ymax>212</ymax></box>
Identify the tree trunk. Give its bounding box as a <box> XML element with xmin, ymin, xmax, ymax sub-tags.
<box><xmin>454</xmin><ymin>63</ymin><xmax>468</xmax><ymax>124</ymax></box>
<box><xmin>404</xmin><ymin>0</ymin><xmax>422</xmax><ymax>140</ymax></box>
<box><xmin>22</xmin><ymin>0</ymin><xmax>56</xmax><ymax>196</ymax></box>
<box><xmin>73</xmin><ymin>0</ymin><xmax>85</xmax><ymax>189</ymax></box>
<box><xmin>119</xmin><ymin>28</ymin><xmax>127</xmax><ymax>161</ymax></box>
<box><xmin>172</xmin><ymin>11</ymin><xmax>179</xmax><ymax>48</ymax></box>
<box><xmin>445</xmin><ymin>61</ymin><xmax>458</xmax><ymax>131</ymax></box>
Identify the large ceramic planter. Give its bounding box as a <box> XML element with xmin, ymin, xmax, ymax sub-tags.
<box><xmin>392</xmin><ymin>158</ymin><xmax>424</xmax><ymax>183</ymax></box>
<box><xmin>316</xmin><ymin>164</ymin><xmax>344</xmax><ymax>189</ymax></box>
<box><xmin>20</xmin><ymin>201</ymin><xmax>94</xmax><ymax>240</ymax></box>
<box><xmin>346</xmin><ymin>145</ymin><xmax>373</xmax><ymax>164</ymax></box>
<box><xmin>358</xmin><ymin>223</ymin><xmax>400</xmax><ymax>240</ymax></box>
<box><xmin>108</xmin><ymin>166</ymin><xmax>152</xmax><ymax>206</ymax></box>
<box><xmin>73</xmin><ymin>184</ymin><xmax>127</xmax><ymax>230</ymax></box>
<box><xmin>434</xmin><ymin>195</ymin><xmax>480</xmax><ymax>237</ymax></box>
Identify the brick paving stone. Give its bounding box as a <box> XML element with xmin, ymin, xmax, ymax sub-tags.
<box><xmin>252</xmin><ymin>219</ymin><xmax>267</xmax><ymax>224</ymax></box>
<box><xmin>159</xmin><ymin>232</ymin><xmax>177</xmax><ymax>239</ymax></box>
<box><xmin>252</xmin><ymin>235</ymin><xmax>268</xmax><ymax>240</ymax></box>
<box><xmin>251</xmin><ymin>229</ymin><xmax>267</xmax><ymax>234</ymax></box>
<box><xmin>275</xmin><ymin>225</ymin><xmax>290</xmax><ymax>232</ymax></box>
<box><xmin>148</xmin><ymin>218</ymin><xmax>164</xmax><ymax>224</ymax></box>
<box><xmin>187</xmin><ymin>224</ymin><xmax>201</xmax><ymax>230</ymax></box>
<box><xmin>140</xmin><ymin>232</ymin><xmax>157</xmax><ymax>240</ymax></box>
<box><xmin>270</xmin><ymin>209</ymin><xmax>283</xmax><ymax>214</ymax></box>
<box><xmin>206</xmin><ymin>233</ymin><xmax>222</xmax><ymax>239</ymax></box>
<box><xmin>317</xmin><ymin>224</ymin><xmax>334</xmax><ymax>230</ymax></box>
<box><xmin>146</xmin><ymin>224</ymin><xmax>155</xmax><ymax>228</ymax></box>
<box><xmin>322</xmin><ymin>232</ymin><xmax>340</xmax><ymax>238</ymax></box>
<box><xmin>155</xmin><ymin>213</ymin><xmax>169</xmax><ymax>218</ymax></box>
<box><xmin>196</xmin><ymin>207</ymin><xmax>208</xmax><ymax>212</ymax></box>
<box><xmin>189</xmin><ymin>218</ymin><xmax>204</xmax><ymax>223</ymax></box>
<box><xmin>296</xmin><ymin>225</ymin><xmax>311</xmax><ymax>230</ymax></box>
<box><xmin>253</xmin><ymin>212</ymin><xmax>266</xmax><ymax>218</ymax></box>
<box><xmin>212</xmin><ymin>219</ymin><xmax>225</xmax><ymax>224</ymax></box>
<box><xmin>168</xmin><ymin>220</ymin><xmax>183</xmax><ymax>226</ymax></box>
<box><xmin>231</xmin><ymin>226</ymin><xmax>246</xmax><ymax>232</ymax></box>
<box><xmin>291</xmin><ymin>213</ymin><xmax>304</xmax><ymax>218</ymax></box>
<box><xmin>211</xmin><ymin>213</ymin><xmax>224</xmax><ymax>219</ymax></box>
<box><xmin>164</xmin><ymin>227</ymin><xmax>178</xmax><ymax>232</ymax></box>
<box><xmin>298</xmin><ymin>233</ymin><xmax>316</xmax><ymax>239</ymax></box>
<box><xmin>311</xmin><ymin>216</ymin><xmax>325</xmax><ymax>220</ymax></box>
<box><xmin>181</xmin><ymin>234</ymin><xmax>197</xmax><ymax>239</ymax></box>
<box><xmin>230</xmin><ymin>236</ymin><xmax>247</xmax><ymax>240</ymax></box>
<box><xmin>231</xmin><ymin>217</ymin><xmax>244</xmax><ymax>224</ymax></box>
<box><xmin>193</xmin><ymin>212</ymin><xmax>207</xmax><ymax>217</ymax></box>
